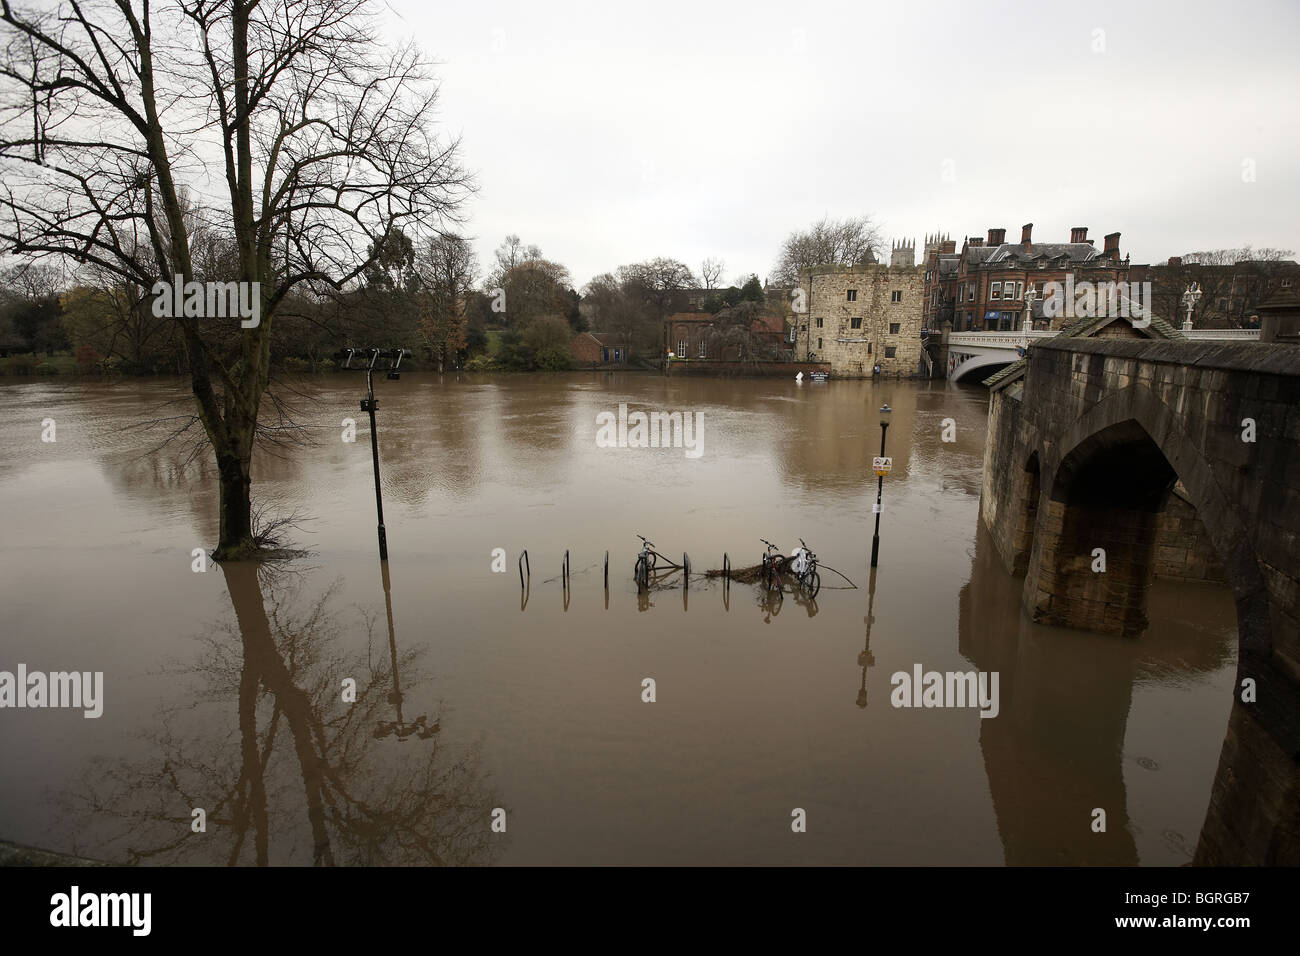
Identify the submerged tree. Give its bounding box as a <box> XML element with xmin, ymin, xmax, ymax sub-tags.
<box><xmin>0</xmin><ymin>0</ymin><xmax>472</xmax><ymax>559</ymax></box>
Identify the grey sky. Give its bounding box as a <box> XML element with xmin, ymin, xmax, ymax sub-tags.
<box><xmin>382</xmin><ymin>0</ymin><xmax>1300</xmax><ymax>288</ymax></box>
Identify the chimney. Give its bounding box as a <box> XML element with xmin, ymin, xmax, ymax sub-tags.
<box><xmin>1021</xmin><ymin>223</ymin><xmax>1033</xmax><ymax>245</ymax></box>
<box><xmin>1104</xmin><ymin>232</ymin><xmax>1121</xmax><ymax>257</ymax></box>
<box><xmin>1070</xmin><ymin>226</ymin><xmax>1088</xmax><ymax>243</ymax></box>
<box><xmin>988</xmin><ymin>227</ymin><xmax>1006</xmax><ymax>246</ymax></box>
<box><xmin>1168</xmin><ymin>256</ymin><xmax>1182</xmax><ymax>267</ymax></box>
<box><xmin>969</xmin><ymin>237</ymin><xmax>984</xmax><ymax>247</ymax></box>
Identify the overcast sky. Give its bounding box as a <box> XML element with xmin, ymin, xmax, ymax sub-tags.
<box><xmin>379</xmin><ymin>0</ymin><xmax>1300</xmax><ymax>288</ymax></box>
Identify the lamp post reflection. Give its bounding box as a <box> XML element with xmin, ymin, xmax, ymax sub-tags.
<box><xmin>856</xmin><ymin>566</ymin><xmax>878</xmax><ymax>708</ymax></box>
<box><xmin>374</xmin><ymin>559</ymin><xmax>437</xmax><ymax>742</ymax></box>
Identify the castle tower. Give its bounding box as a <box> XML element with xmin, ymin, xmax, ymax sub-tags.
<box><xmin>890</xmin><ymin>238</ymin><xmax>916</xmax><ymax>269</ymax></box>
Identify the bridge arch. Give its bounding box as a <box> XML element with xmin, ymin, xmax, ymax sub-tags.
<box><xmin>1016</xmin><ymin>381</ymin><xmax>1296</xmax><ymax>864</ymax></box>
<box><xmin>949</xmin><ymin>351</ymin><xmax>1015</xmax><ymax>384</ymax></box>
<box><xmin>1031</xmin><ymin>384</ymin><xmax>1271</xmax><ymax>651</ymax></box>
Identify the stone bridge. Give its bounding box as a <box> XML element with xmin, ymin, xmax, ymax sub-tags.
<box><xmin>937</xmin><ymin>328</ymin><xmax>1261</xmax><ymax>383</ymax></box>
<box><xmin>980</xmin><ymin>336</ymin><xmax>1300</xmax><ymax>865</ymax></box>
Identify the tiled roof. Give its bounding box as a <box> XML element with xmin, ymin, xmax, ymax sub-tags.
<box><xmin>966</xmin><ymin>241</ymin><xmax>1109</xmax><ymax>267</ymax></box>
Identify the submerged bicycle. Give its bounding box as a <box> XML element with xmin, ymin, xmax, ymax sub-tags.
<box><xmin>759</xmin><ymin>537</ymin><xmax>821</xmax><ymax>599</ymax></box>
<box><xmin>634</xmin><ymin>534</ymin><xmax>658</xmax><ymax>591</ymax></box>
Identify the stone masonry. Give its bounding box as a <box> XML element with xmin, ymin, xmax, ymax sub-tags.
<box><xmin>795</xmin><ymin>261</ymin><xmax>924</xmax><ymax>377</ymax></box>
<box><xmin>980</xmin><ymin>336</ymin><xmax>1300</xmax><ymax>865</ymax></box>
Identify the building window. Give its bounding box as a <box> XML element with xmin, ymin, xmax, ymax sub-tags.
<box><xmin>884</xmin><ymin>346</ymin><xmax>897</xmax><ymax>358</ymax></box>
<box><xmin>698</xmin><ymin>340</ymin><xmax>707</xmax><ymax>358</ymax></box>
<box><xmin>817</xmin><ymin>337</ymin><xmax>823</xmax><ymax>349</ymax></box>
<box><xmin>889</xmin><ymin>322</ymin><xmax>900</xmax><ymax>335</ymax></box>
<box><xmin>851</xmin><ymin>317</ymin><xmax>863</xmax><ymax>330</ymax></box>
<box><xmin>867</xmin><ymin>342</ymin><xmax>873</xmax><ymax>354</ymax></box>
<box><xmin>991</xmin><ymin>281</ymin><xmax>1001</xmax><ymax>300</ymax></box>
<box><xmin>891</xmin><ymin>290</ymin><xmax>902</xmax><ymax>302</ymax></box>
<box><xmin>1283</xmin><ymin>278</ymin><xmax>1292</xmax><ymax>288</ymax></box>
<box><xmin>678</xmin><ymin>339</ymin><xmax>687</xmax><ymax>356</ymax></box>
<box><xmin>800</xmin><ymin>324</ymin><xmax>807</xmax><ymax>331</ymax></box>
<box><xmin>1014</xmin><ymin>281</ymin><xmax>1024</xmax><ymax>299</ymax></box>
<box><xmin>614</xmin><ymin>349</ymin><xmax>622</xmax><ymax>362</ymax></box>
<box><xmin>847</xmin><ymin>289</ymin><xmax>857</xmax><ymax>301</ymax></box>
<box><xmin>957</xmin><ymin>285</ymin><xmax>964</xmax><ymax>303</ymax></box>
<box><xmin>815</xmin><ymin>317</ymin><xmax>824</xmax><ymax>328</ymax></box>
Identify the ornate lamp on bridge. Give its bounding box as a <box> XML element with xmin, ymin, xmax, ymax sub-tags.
<box><xmin>1022</xmin><ymin>285</ymin><xmax>1038</xmax><ymax>347</ymax></box>
<box><xmin>870</xmin><ymin>404</ymin><xmax>892</xmax><ymax>567</ymax></box>
<box><xmin>1182</xmin><ymin>281</ymin><xmax>1202</xmax><ymax>332</ymax></box>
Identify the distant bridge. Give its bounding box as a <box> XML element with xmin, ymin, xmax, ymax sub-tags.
<box><xmin>938</xmin><ymin>328</ymin><xmax>1261</xmax><ymax>383</ymax></box>
<box><xmin>981</xmin><ymin>336</ymin><xmax>1300</xmax><ymax>865</ymax></box>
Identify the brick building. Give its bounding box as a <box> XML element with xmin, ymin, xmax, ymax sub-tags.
<box><xmin>666</xmin><ymin>310</ymin><xmax>788</xmax><ymax>363</ymax></box>
<box><xmin>570</xmin><ymin>331</ymin><xmax>631</xmax><ymax>366</ymax></box>
<box><xmin>793</xmin><ymin>241</ymin><xmax>925</xmax><ymax>377</ymax></box>
<box><xmin>923</xmin><ymin>224</ymin><xmax>1143</xmax><ymax>333</ymax></box>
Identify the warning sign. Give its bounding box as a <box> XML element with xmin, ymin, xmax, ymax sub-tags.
<box><xmin>873</xmin><ymin>456</ymin><xmax>893</xmax><ymax>477</ymax></box>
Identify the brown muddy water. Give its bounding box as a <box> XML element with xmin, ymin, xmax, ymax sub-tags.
<box><xmin>0</xmin><ymin>372</ymin><xmax>1237</xmax><ymax>865</ymax></box>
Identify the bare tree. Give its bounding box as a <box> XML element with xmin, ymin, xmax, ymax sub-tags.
<box><xmin>770</xmin><ymin>215</ymin><xmax>883</xmax><ymax>287</ymax></box>
<box><xmin>0</xmin><ymin>0</ymin><xmax>472</xmax><ymax>559</ymax></box>
<box><xmin>582</xmin><ymin>270</ymin><xmax>649</xmax><ymax>357</ymax></box>
<box><xmin>486</xmin><ymin>233</ymin><xmax>542</xmax><ymax>290</ymax></box>
<box><xmin>700</xmin><ymin>256</ymin><xmax>725</xmax><ymax>291</ymax></box>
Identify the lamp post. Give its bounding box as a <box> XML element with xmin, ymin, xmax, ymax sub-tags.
<box><xmin>341</xmin><ymin>347</ymin><xmax>408</xmax><ymax>561</ymax></box>
<box><xmin>1022</xmin><ymin>285</ymin><xmax>1037</xmax><ymax>346</ymax></box>
<box><xmin>1182</xmin><ymin>281</ymin><xmax>1202</xmax><ymax>332</ymax></box>
<box><xmin>870</xmin><ymin>403</ymin><xmax>891</xmax><ymax>567</ymax></box>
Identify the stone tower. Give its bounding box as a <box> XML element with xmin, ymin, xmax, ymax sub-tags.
<box><xmin>890</xmin><ymin>238</ymin><xmax>916</xmax><ymax>269</ymax></box>
<box><xmin>923</xmin><ymin>232</ymin><xmax>954</xmax><ymax>261</ymax></box>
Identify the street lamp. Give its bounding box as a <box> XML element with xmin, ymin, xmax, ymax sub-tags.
<box><xmin>340</xmin><ymin>347</ymin><xmax>409</xmax><ymax>561</ymax></box>
<box><xmin>1182</xmin><ymin>281</ymin><xmax>1202</xmax><ymax>332</ymax></box>
<box><xmin>870</xmin><ymin>403</ymin><xmax>891</xmax><ymax>567</ymax></box>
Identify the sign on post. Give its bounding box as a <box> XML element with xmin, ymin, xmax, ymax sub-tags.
<box><xmin>873</xmin><ymin>456</ymin><xmax>893</xmax><ymax>477</ymax></box>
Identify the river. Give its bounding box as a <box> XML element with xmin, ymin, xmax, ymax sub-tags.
<box><xmin>0</xmin><ymin>372</ymin><xmax>1237</xmax><ymax>865</ymax></box>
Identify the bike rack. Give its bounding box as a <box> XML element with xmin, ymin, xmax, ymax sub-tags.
<box><xmin>519</xmin><ymin>549</ymin><xmax>530</xmax><ymax>590</ymax></box>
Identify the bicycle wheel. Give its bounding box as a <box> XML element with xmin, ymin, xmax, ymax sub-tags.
<box><xmin>646</xmin><ymin>550</ymin><xmax>657</xmax><ymax>571</ymax></box>
<box><xmin>802</xmin><ymin>569</ymin><xmax>821</xmax><ymax>599</ymax></box>
<box><xmin>635</xmin><ymin>554</ymin><xmax>648</xmax><ymax>590</ymax></box>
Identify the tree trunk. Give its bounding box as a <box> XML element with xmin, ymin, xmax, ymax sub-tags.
<box><xmin>216</xmin><ymin>450</ymin><xmax>255</xmax><ymax>560</ymax></box>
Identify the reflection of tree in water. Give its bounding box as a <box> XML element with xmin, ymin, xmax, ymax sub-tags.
<box><xmin>57</xmin><ymin>562</ymin><xmax>502</xmax><ymax>866</ymax></box>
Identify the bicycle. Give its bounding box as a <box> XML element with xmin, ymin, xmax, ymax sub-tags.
<box><xmin>634</xmin><ymin>534</ymin><xmax>657</xmax><ymax>591</ymax></box>
<box><xmin>760</xmin><ymin>538</ymin><xmax>786</xmax><ymax>593</ymax></box>
<box><xmin>791</xmin><ymin>538</ymin><xmax>821</xmax><ymax>599</ymax></box>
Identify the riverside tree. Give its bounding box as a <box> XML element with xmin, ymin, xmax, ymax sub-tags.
<box><xmin>0</xmin><ymin>0</ymin><xmax>472</xmax><ymax>559</ymax></box>
<box><xmin>769</xmin><ymin>215</ymin><xmax>884</xmax><ymax>287</ymax></box>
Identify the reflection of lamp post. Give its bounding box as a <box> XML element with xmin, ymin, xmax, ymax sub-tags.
<box><xmin>870</xmin><ymin>404</ymin><xmax>891</xmax><ymax>568</ymax></box>
<box><xmin>340</xmin><ymin>347</ymin><xmax>409</xmax><ymax>561</ymax></box>
<box><xmin>373</xmin><ymin>559</ymin><xmax>437</xmax><ymax>742</ymax></box>
<box><xmin>856</xmin><ymin>566</ymin><xmax>879</xmax><ymax>708</ymax></box>
<box><xmin>1182</xmin><ymin>282</ymin><xmax>1202</xmax><ymax>332</ymax></box>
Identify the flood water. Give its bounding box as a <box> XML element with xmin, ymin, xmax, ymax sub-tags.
<box><xmin>0</xmin><ymin>372</ymin><xmax>1238</xmax><ymax>865</ymax></box>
